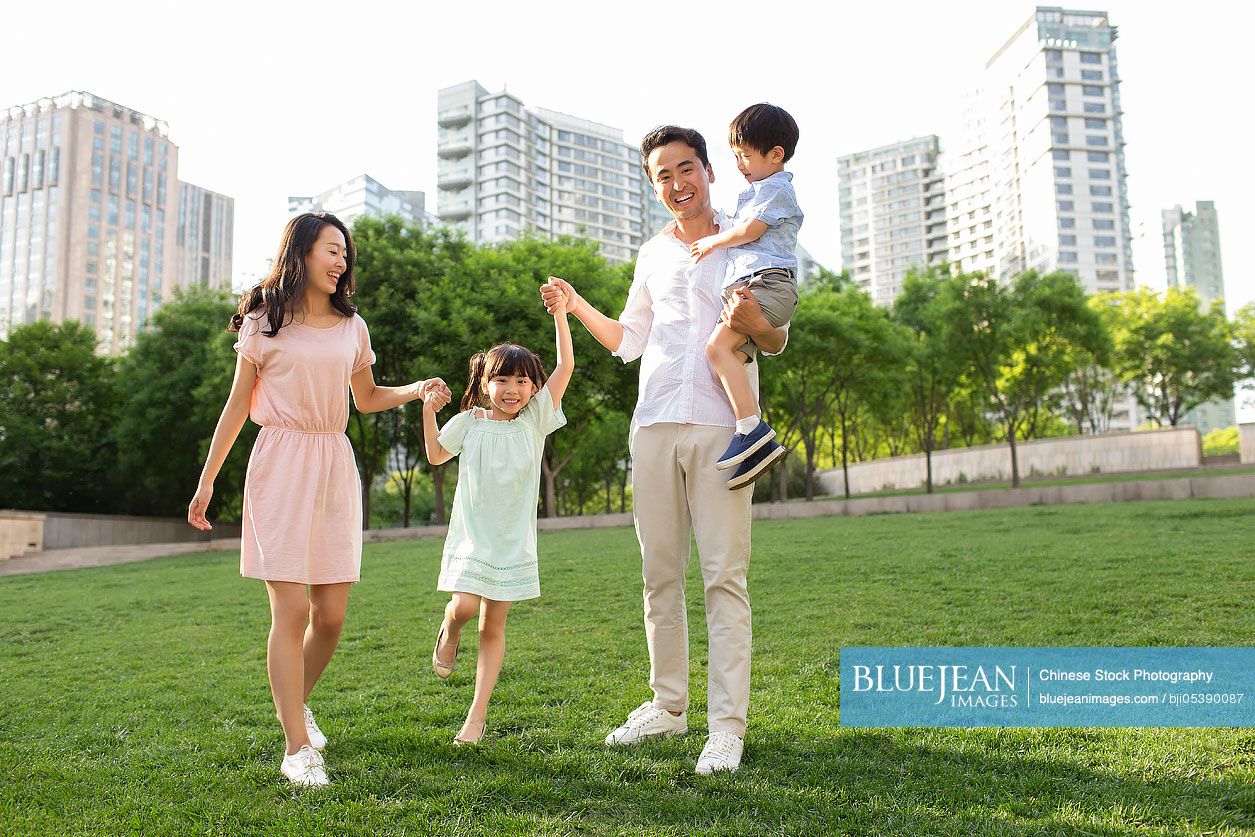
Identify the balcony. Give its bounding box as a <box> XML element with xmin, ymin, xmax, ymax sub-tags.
<box><xmin>438</xmin><ymin>202</ymin><xmax>472</xmax><ymax>221</ymax></box>
<box><xmin>437</xmin><ymin>138</ymin><xmax>472</xmax><ymax>159</ymax></box>
<box><xmin>437</xmin><ymin>167</ymin><xmax>472</xmax><ymax>190</ymax></box>
<box><xmin>438</xmin><ymin>107</ymin><xmax>472</xmax><ymax>127</ymax></box>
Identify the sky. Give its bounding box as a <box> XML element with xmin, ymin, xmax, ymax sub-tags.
<box><xmin>2</xmin><ymin>1</ymin><xmax>1249</xmax><ymax>309</ymax></box>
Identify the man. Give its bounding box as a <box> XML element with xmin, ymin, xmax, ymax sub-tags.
<box><xmin>541</xmin><ymin>126</ymin><xmax>787</xmax><ymax>774</ymax></box>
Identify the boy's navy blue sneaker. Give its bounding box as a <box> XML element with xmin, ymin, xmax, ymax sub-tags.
<box><xmin>727</xmin><ymin>439</ymin><xmax>786</xmax><ymax>491</ymax></box>
<box><xmin>715</xmin><ymin>421</ymin><xmax>777</xmax><ymax>470</ymax></box>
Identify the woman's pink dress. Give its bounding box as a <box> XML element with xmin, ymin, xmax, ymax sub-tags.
<box><xmin>233</xmin><ymin>312</ymin><xmax>375</xmax><ymax>584</ymax></box>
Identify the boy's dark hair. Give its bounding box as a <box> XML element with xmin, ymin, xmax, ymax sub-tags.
<box><xmin>639</xmin><ymin>125</ymin><xmax>710</xmax><ymax>181</ymax></box>
<box><xmin>728</xmin><ymin>104</ymin><xmax>799</xmax><ymax>163</ymax></box>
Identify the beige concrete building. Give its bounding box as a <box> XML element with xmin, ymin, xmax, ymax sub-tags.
<box><xmin>0</xmin><ymin>91</ymin><xmax>233</xmax><ymax>355</ymax></box>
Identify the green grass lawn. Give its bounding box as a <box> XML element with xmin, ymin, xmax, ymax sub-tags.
<box><xmin>1</xmin><ymin>499</ymin><xmax>1253</xmax><ymax>835</ymax></box>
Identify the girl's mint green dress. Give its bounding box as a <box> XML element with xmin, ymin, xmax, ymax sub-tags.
<box><xmin>436</xmin><ymin>383</ymin><xmax>566</xmax><ymax>601</ymax></box>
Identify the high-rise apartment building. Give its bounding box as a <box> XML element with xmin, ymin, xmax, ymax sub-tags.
<box><xmin>936</xmin><ymin>7</ymin><xmax>1138</xmax><ymax>430</ymax></box>
<box><xmin>1163</xmin><ymin>201</ymin><xmax>1224</xmax><ymax>304</ymax></box>
<box><xmin>0</xmin><ymin>91</ymin><xmax>233</xmax><ymax>354</ymax></box>
<box><xmin>176</xmin><ymin>182</ymin><xmax>233</xmax><ymax>292</ymax></box>
<box><xmin>838</xmin><ymin>136</ymin><xmax>947</xmax><ymax>306</ymax></box>
<box><xmin>953</xmin><ymin>7</ymin><xmax>1134</xmax><ymax>295</ymax></box>
<box><xmin>1163</xmin><ymin>200</ymin><xmax>1233</xmax><ymax>434</ymax></box>
<box><xmin>436</xmin><ymin>80</ymin><xmax>668</xmax><ymax>264</ymax></box>
<box><xmin>288</xmin><ymin>174</ymin><xmax>431</xmax><ymax>229</ymax></box>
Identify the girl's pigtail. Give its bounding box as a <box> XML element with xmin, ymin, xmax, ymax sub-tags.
<box><xmin>460</xmin><ymin>352</ymin><xmax>487</xmax><ymax>411</ymax></box>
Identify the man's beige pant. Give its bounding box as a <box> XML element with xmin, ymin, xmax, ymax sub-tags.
<box><xmin>629</xmin><ymin>422</ymin><xmax>752</xmax><ymax>737</ymax></box>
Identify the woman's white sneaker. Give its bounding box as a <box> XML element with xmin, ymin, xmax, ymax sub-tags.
<box><xmin>280</xmin><ymin>744</ymin><xmax>329</xmax><ymax>787</ymax></box>
<box><xmin>695</xmin><ymin>731</ymin><xmax>744</xmax><ymax>774</ymax></box>
<box><xmin>303</xmin><ymin>704</ymin><xmax>327</xmax><ymax>751</ymax></box>
<box><xmin>604</xmin><ymin>701</ymin><xmax>687</xmax><ymax>745</ymax></box>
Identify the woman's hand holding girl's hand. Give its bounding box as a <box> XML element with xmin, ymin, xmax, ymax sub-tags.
<box><xmin>187</xmin><ymin>485</ymin><xmax>213</xmax><ymax>531</ymax></box>
<box><xmin>423</xmin><ymin>386</ymin><xmax>451</xmax><ymax>411</ymax></box>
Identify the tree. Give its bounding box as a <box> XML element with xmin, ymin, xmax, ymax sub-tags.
<box><xmin>350</xmin><ymin>216</ymin><xmax>474</xmax><ymax>526</ymax></box>
<box><xmin>0</xmin><ymin>321</ymin><xmax>121</xmax><ymax>512</ymax></box>
<box><xmin>893</xmin><ymin>268</ymin><xmax>966</xmax><ymax>493</ymax></box>
<box><xmin>944</xmin><ymin>271</ymin><xmax>1106</xmax><ymax>487</ymax></box>
<box><xmin>1098</xmin><ymin>287</ymin><xmax>1238</xmax><ymax>427</ymax></box>
<box><xmin>114</xmin><ymin>288</ymin><xmax>255</xmax><ymax>520</ymax></box>
<box><xmin>770</xmin><ymin>285</ymin><xmax>905</xmax><ymax>500</ymax></box>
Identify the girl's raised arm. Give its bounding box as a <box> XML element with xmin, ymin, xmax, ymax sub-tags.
<box><xmin>545</xmin><ymin>299</ymin><xmax>575</xmax><ymax>407</ymax></box>
<box><xmin>422</xmin><ymin>389</ymin><xmax>456</xmax><ymax>466</ymax></box>
<box><xmin>188</xmin><ymin>353</ymin><xmax>258</xmax><ymax>530</ymax></box>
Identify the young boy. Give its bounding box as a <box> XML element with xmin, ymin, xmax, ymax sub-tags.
<box><xmin>690</xmin><ymin>103</ymin><xmax>802</xmax><ymax>490</ymax></box>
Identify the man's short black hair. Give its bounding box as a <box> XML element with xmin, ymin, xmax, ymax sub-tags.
<box><xmin>639</xmin><ymin>125</ymin><xmax>710</xmax><ymax>181</ymax></box>
<box><xmin>728</xmin><ymin>104</ymin><xmax>799</xmax><ymax>163</ymax></box>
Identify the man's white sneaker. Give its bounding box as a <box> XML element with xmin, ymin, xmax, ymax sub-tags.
<box><xmin>280</xmin><ymin>744</ymin><xmax>329</xmax><ymax>787</ymax></box>
<box><xmin>695</xmin><ymin>731</ymin><xmax>744</xmax><ymax>775</ymax></box>
<box><xmin>604</xmin><ymin>701</ymin><xmax>687</xmax><ymax>745</ymax></box>
<box><xmin>303</xmin><ymin>704</ymin><xmax>327</xmax><ymax>751</ymax></box>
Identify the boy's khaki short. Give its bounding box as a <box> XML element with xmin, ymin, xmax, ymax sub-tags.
<box><xmin>719</xmin><ymin>267</ymin><xmax>799</xmax><ymax>362</ymax></box>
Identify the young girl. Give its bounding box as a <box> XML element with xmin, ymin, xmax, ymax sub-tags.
<box><xmin>421</xmin><ymin>282</ymin><xmax>573</xmax><ymax>744</ymax></box>
<box><xmin>187</xmin><ymin>212</ymin><xmax>447</xmax><ymax>787</ymax></box>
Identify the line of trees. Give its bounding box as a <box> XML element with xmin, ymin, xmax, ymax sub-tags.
<box><xmin>763</xmin><ymin>267</ymin><xmax>1252</xmax><ymax>499</ymax></box>
<box><xmin>2</xmin><ymin>216</ymin><xmax>1252</xmax><ymax>522</ymax></box>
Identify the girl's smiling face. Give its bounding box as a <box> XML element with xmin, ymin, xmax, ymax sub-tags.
<box><xmin>484</xmin><ymin>373</ymin><xmax>536</xmax><ymax>419</ymax></box>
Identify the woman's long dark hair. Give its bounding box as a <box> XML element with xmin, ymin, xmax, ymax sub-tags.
<box><xmin>459</xmin><ymin>343</ymin><xmax>549</xmax><ymax>412</ymax></box>
<box><xmin>229</xmin><ymin>212</ymin><xmax>357</xmax><ymax>335</ymax></box>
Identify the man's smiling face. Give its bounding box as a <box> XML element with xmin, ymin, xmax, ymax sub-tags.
<box><xmin>646</xmin><ymin>141</ymin><xmax>715</xmax><ymax>222</ymax></box>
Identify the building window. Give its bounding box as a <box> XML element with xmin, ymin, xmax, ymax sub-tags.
<box><xmin>109</xmin><ymin>158</ymin><xmax>121</xmax><ymax>191</ymax></box>
<box><xmin>1084</xmin><ymin>118</ymin><xmax>1106</xmax><ymax>130</ymax></box>
<box><xmin>1096</xmin><ymin>253</ymin><xmax>1118</xmax><ymax>264</ymax></box>
<box><xmin>1089</xmin><ymin>169</ymin><xmax>1111</xmax><ymax>179</ymax></box>
<box><xmin>1046</xmin><ymin>49</ymin><xmax>1063</xmax><ymax>62</ymax></box>
<box><xmin>1094</xmin><ymin>236</ymin><xmax>1116</xmax><ymax>247</ymax></box>
<box><xmin>1055</xmin><ymin>183</ymin><xmax>1073</xmax><ymax>195</ymax></box>
<box><xmin>1090</xmin><ymin>185</ymin><xmax>1113</xmax><ymax>196</ymax></box>
<box><xmin>1092</xmin><ymin>202</ymin><xmax>1113</xmax><ymax>213</ymax></box>
<box><xmin>1060</xmin><ymin>217</ymin><xmax>1076</xmax><ymax>229</ymax></box>
<box><xmin>1050</xmin><ymin>99</ymin><xmax>1067</xmax><ymax>112</ymax></box>
<box><xmin>107</xmin><ymin>195</ymin><xmax>119</xmax><ymax>225</ymax></box>
<box><xmin>1087</xmin><ymin>151</ymin><xmax>1109</xmax><ymax>162</ymax></box>
<box><xmin>1059</xmin><ymin>251</ymin><xmax>1079</xmax><ymax>263</ymax></box>
<box><xmin>1082</xmin><ymin>85</ymin><xmax>1104</xmax><ymax>96</ymax></box>
<box><xmin>1052</xmin><ymin>133</ymin><xmax>1069</xmax><ymax>145</ymax></box>
<box><xmin>1083</xmin><ymin>103</ymin><xmax>1106</xmax><ymax>114</ymax></box>
<box><xmin>1058</xmin><ymin>200</ymin><xmax>1074</xmax><ymax>211</ymax></box>
<box><xmin>1048</xmin><ymin>83</ymin><xmax>1065</xmax><ymax>95</ymax></box>
<box><xmin>1086</xmin><ymin>136</ymin><xmax>1107</xmax><ymax>147</ymax></box>
<box><xmin>1054</xmin><ymin>166</ymin><xmax>1072</xmax><ymax>177</ymax></box>
<box><xmin>1080</xmin><ymin>52</ymin><xmax>1103</xmax><ymax>64</ymax></box>
<box><xmin>1093</xmin><ymin>219</ymin><xmax>1115</xmax><ymax>230</ymax></box>
<box><xmin>1052</xmin><ymin>149</ymin><xmax>1070</xmax><ymax>160</ymax></box>
<box><xmin>1081</xmin><ymin>69</ymin><xmax>1103</xmax><ymax>81</ymax></box>
<box><xmin>1059</xmin><ymin>234</ymin><xmax>1077</xmax><ymax>246</ymax></box>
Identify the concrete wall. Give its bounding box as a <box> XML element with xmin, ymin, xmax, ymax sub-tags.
<box><xmin>818</xmin><ymin>427</ymin><xmax>1202</xmax><ymax>496</ymax></box>
<box><xmin>758</xmin><ymin>473</ymin><xmax>1255</xmax><ymax>520</ymax></box>
<box><xmin>38</xmin><ymin>512</ymin><xmax>242</xmax><ymax>550</ymax></box>
<box><xmin>1240</xmin><ymin>423</ymin><xmax>1255</xmax><ymax>464</ymax></box>
<box><xmin>1</xmin><ymin>511</ymin><xmax>45</xmax><ymax>562</ymax></box>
